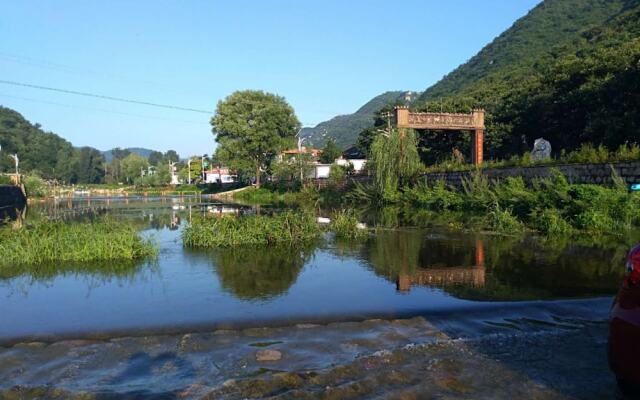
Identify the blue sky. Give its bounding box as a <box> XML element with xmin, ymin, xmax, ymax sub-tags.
<box><xmin>1</xmin><ymin>0</ymin><xmax>540</xmax><ymax>157</ymax></box>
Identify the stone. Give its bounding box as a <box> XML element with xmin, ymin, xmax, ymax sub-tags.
<box><xmin>531</xmin><ymin>138</ymin><xmax>551</xmax><ymax>161</ymax></box>
<box><xmin>256</xmin><ymin>349</ymin><xmax>282</xmax><ymax>362</ymax></box>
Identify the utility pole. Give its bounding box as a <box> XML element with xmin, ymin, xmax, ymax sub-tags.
<box><xmin>187</xmin><ymin>159</ymin><xmax>192</xmax><ymax>184</ymax></box>
<box><xmin>201</xmin><ymin>154</ymin><xmax>208</xmax><ymax>182</ymax></box>
<box><xmin>9</xmin><ymin>154</ymin><xmax>19</xmax><ymax>176</ymax></box>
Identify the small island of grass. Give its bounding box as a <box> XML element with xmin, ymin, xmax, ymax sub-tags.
<box><xmin>0</xmin><ymin>219</ymin><xmax>157</xmax><ymax>267</ymax></box>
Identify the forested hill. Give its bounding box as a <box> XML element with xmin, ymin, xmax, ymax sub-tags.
<box><xmin>0</xmin><ymin>106</ymin><xmax>106</xmax><ymax>184</ymax></box>
<box><xmin>410</xmin><ymin>0</ymin><xmax>640</xmax><ymax>161</ymax></box>
<box><xmin>102</xmin><ymin>147</ymin><xmax>155</xmax><ymax>162</ymax></box>
<box><xmin>300</xmin><ymin>91</ymin><xmax>419</xmax><ymax>148</ymax></box>
<box><xmin>417</xmin><ymin>0</ymin><xmax>630</xmax><ymax>102</ymax></box>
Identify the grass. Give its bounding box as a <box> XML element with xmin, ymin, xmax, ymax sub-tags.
<box><xmin>0</xmin><ymin>218</ymin><xmax>157</xmax><ymax>267</ymax></box>
<box><xmin>330</xmin><ymin>210</ymin><xmax>369</xmax><ymax>239</ymax></box>
<box><xmin>398</xmin><ymin>170</ymin><xmax>640</xmax><ymax>235</ymax></box>
<box><xmin>232</xmin><ymin>186</ymin><xmax>320</xmax><ymax>205</ymax></box>
<box><xmin>183</xmin><ymin>210</ymin><xmax>322</xmax><ymax>247</ymax></box>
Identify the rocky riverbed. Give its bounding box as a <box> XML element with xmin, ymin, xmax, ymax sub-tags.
<box><xmin>0</xmin><ymin>298</ymin><xmax>621</xmax><ymax>399</ymax></box>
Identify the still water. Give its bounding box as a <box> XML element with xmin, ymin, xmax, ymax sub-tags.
<box><xmin>0</xmin><ymin>196</ymin><xmax>631</xmax><ymax>344</ymax></box>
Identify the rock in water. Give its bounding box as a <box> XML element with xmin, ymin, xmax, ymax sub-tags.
<box><xmin>256</xmin><ymin>349</ymin><xmax>282</xmax><ymax>361</ymax></box>
<box><xmin>531</xmin><ymin>138</ymin><xmax>551</xmax><ymax>161</ymax></box>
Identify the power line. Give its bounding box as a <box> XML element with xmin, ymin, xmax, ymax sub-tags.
<box><xmin>0</xmin><ymin>92</ymin><xmax>209</xmax><ymax>125</ymax></box>
<box><xmin>0</xmin><ymin>79</ymin><xmax>211</xmax><ymax>114</ymax></box>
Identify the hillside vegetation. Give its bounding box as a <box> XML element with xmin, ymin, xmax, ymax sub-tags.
<box><xmin>412</xmin><ymin>0</ymin><xmax>640</xmax><ymax>161</ymax></box>
<box><xmin>313</xmin><ymin>0</ymin><xmax>639</xmax><ymax>162</ymax></box>
<box><xmin>0</xmin><ymin>106</ymin><xmax>105</xmax><ymax>183</ymax></box>
<box><xmin>300</xmin><ymin>91</ymin><xmax>419</xmax><ymax>148</ymax></box>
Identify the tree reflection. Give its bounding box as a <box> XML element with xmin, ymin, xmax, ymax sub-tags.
<box><xmin>211</xmin><ymin>244</ymin><xmax>315</xmax><ymax>301</ymax></box>
<box><xmin>361</xmin><ymin>229</ymin><xmax>629</xmax><ymax>300</ymax></box>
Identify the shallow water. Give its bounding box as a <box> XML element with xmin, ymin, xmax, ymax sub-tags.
<box><xmin>0</xmin><ymin>196</ymin><xmax>632</xmax><ymax>345</ymax></box>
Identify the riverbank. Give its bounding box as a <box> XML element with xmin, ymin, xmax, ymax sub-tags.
<box><xmin>0</xmin><ymin>297</ymin><xmax>617</xmax><ymax>399</ymax></box>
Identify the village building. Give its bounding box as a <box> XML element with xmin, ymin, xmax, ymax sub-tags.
<box><xmin>204</xmin><ymin>167</ymin><xmax>236</xmax><ymax>184</ymax></box>
<box><xmin>277</xmin><ymin>143</ymin><xmax>368</xmax><ymax>179</ymax></box>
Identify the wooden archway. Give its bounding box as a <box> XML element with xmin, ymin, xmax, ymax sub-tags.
<box><xmin>392</xmin><ymin>106</ymin><xmax>485</xmax><ymax>165</ymax></box>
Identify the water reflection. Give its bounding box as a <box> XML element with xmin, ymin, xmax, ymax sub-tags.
<box><xmin>209</xmin><ymin>244</ymin><xmax>316</xmax><ymax>301</ymax></box>
<box><xmin>361</xmin><ymin>229</ymin><xmax>628</xmax><ymax>300</ymax></box>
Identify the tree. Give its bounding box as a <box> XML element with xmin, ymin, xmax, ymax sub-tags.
<box><xmin>148</xmin><ymin>151</ymin><xmax>164</xmax><ymax>166</ymax></box>
<box><xmin>164</xmin><ymin>150</ymin><xmax>180</xmax><ymax>164</ymax></box>
<box><xmin>369</xmin><ymin>129</ymin><xmax>422</xmax><ymax>202</ymax></box>
<box><xmin>211</xmin><ymin>90</ymin><xmax>300</xmax><ymax>188</ymax></box>
<box><xmin>69</xmin><ymin>147</ymin><xmax>105</xmax><ymax>184</ymax></box>
<box><xmin>120</xmin><ymin>153</ymin><xmax>149</xmax><ymax>184</ymax></box>
<box><xmin>320</xmin><ymin>138</ymin><xmax>342</xmax><ymax>163</ymax></box>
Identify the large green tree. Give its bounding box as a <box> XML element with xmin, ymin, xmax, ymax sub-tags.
<box><xmin>320</xmin><ymin>138</ymin><xmax>342</xmax><ymax>163</ymax></box>
<box><xmin>120</xmin><ymin>153</ymin><xmax>149</xmax><ymax>184</ymax></box>
<box><xmin>211</xmin><ymin>90</ymin><xmax>300</xmax><ymax>187</ymax></box>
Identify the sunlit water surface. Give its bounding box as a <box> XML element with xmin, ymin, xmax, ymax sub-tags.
<box><xmin>0</xmin><ymin>196</ymin><xmax>633</xmax><ymax>343</ymax></box>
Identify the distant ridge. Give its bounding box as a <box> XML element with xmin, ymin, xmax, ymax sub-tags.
<box><xmin>300</xmin><ymin>91</ymin><xmax>420</xmax><ymax>149</ymax></box>
<box><xmin>101</xmin><ymin>147</ymin><xmax>156</xmax><ymax>162</ymax></box>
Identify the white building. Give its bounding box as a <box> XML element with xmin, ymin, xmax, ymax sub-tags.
<box><xmin>204</xmin><ymin>167</ymin><xmax>236</xmax><ymax>184</ymax></box>
<box><xmin>335</xmin><ymin>158</ymin><xmax>367</xmax><ymax>173</ymax></box>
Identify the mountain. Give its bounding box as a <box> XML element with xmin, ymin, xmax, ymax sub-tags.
<box><xmin>417</xmin><ymin>0</ymin><xmax>632</xmax><ymax>102</ymax></box>
<box><xmin>0</xmin><ymin>106</ymin><xmax>105</xmax><ymax>183</ymax></box>
<box><xmin>300</xmin><ymin>91</ymin><xmax>420</xmax><ymax>149</ymax></box>
<box><xmin>102</xmin><ymin>147</ymin><xmax>156</xmax><ymax>162</ymax></box>
<box><xmin>411</xmin><ymin>0</ymin><xmax>640</xmax><ymax>159</ymax></box>
<box><xmin>304</xmin><ymin>0</ymin><xmax>639</xmax><ymax>158</ymax></box>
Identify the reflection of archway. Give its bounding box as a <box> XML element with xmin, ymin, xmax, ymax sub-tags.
<box><xmin>396</xmin><ymin>239</ymin><xmax>485</xmax><ymax>292</ymax></box>
<box><xmin>392</xmin><ymin>106</ymin><xmax>485</xmax><ymax>165</ymax></box>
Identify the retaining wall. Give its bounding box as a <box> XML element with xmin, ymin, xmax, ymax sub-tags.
<box><xmin>423</xmin><ymin>162</ymin><xmax>640</xmax><ymax>188</ymax></box>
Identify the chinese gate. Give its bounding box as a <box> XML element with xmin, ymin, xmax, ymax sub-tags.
<box><xmin>392</xmin><ymin>106</ymin><xmax>485</xmax><ymax>165</ymax></box>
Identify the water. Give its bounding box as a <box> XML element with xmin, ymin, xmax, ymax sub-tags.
<box><xmin>0</xmin><ymin>196</ymin><xmax>630</xmax><ymax>344</ymax></box>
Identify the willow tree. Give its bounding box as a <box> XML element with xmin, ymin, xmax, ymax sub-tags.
<box><xmin>369</xmin><ymin>129</ymin><xmax>422</xmax><ymax>202</ymax></box>
<box><xmin>211</xmin><ymin>90</ymin><xmax>300</xmax><ymax>188</ymax></box>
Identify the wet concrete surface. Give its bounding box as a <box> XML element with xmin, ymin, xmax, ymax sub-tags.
<box><xmin>0</xmin><ymin>298</ymin><xmax>623</xmax><ymax>399</ymax></box>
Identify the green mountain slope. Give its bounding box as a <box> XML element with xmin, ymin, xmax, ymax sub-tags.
<box><xmin>0</xmin><ymin>106</ymin><xmax>78</xmax><ymax>180</ymax></box>
<box><xmin>409</xmin><ymin>0</ymin><xmax>640</xmax><ymax>161</ymax></box>
<box><xmin>300</xmin><ymin>91</ymin><xmax>419</xmax><ymax>149</ymax></box>
<box><xmin>102</xmin><ymin>147</ymin><xmax>156</xmax><ymax>162</ymax></box>
<box><xmin>417</xmin><ymin>0</ymin><xmax>630</xmax><ymax>102</ymax></box>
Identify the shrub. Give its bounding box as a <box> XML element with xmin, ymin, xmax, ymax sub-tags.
<box><xmin>531</xmin><ymin>208</ymin><xmax>573</xmax><ymax>235</ymax></box>
<box><xmin>402</xmin><ymin>180</ymin><xmax>463</xmax><ymax>211</ymax></box>
<box><xmin>486</xmin><ymin>203</ymin><xmax>524</xmax><ymax>234</ymax></box>
<box><xmin>24</xmin><ymin>175</ymin><xmax>47</xmax><ymax>198</ymax></box>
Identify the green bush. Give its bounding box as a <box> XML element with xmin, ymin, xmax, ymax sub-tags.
<box><xmin>486</xmin><ymin>203</ymin><xmax>524</xmax><ymax>234</ymax></box>
<box><xmin>531</xmin><ymin>208</ymin><xmax>573</xmax><ymax>235</ymax></box>
<box><xmin>23</xmin><ymin>175</ymin><xmax>47</xmax><ymax>198</ymax></box>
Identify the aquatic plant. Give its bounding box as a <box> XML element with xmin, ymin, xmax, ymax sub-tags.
<box><xmin>183</xmin><ymin>211</ymin><xmax>321</xmax><ymax>247</ymax></box>
<box><xmin>330</xmin><ymin>210</ymin><xmax>368</xmax><ymax>240</ymax></box>
<box><xmin>0</xmin><ymin>219</ymin><xmax>157</xmax><ymax>266</ymax></box>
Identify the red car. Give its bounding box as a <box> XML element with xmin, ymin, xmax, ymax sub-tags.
<box><xmin>609</xmin><ymin>243</ymin><xmax>640</xmax><ymax>395</ymax></box>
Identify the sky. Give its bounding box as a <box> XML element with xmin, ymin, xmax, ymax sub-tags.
<box><xmin>1</xmin><ymin>0</ymin><xmax>541</xmax><ymax>157</ymax></box>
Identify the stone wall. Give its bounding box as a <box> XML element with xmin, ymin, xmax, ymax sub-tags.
<box><xmin>423</xmin><ymin>161</ymin><xmax>640</xmax><ymax>188</ymax></box>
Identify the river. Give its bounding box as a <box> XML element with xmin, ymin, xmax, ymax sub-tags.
<box><xmin>0</xmin><ymin>195</ymin><xmax>634</xmax><ymax>398</ymax></box>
